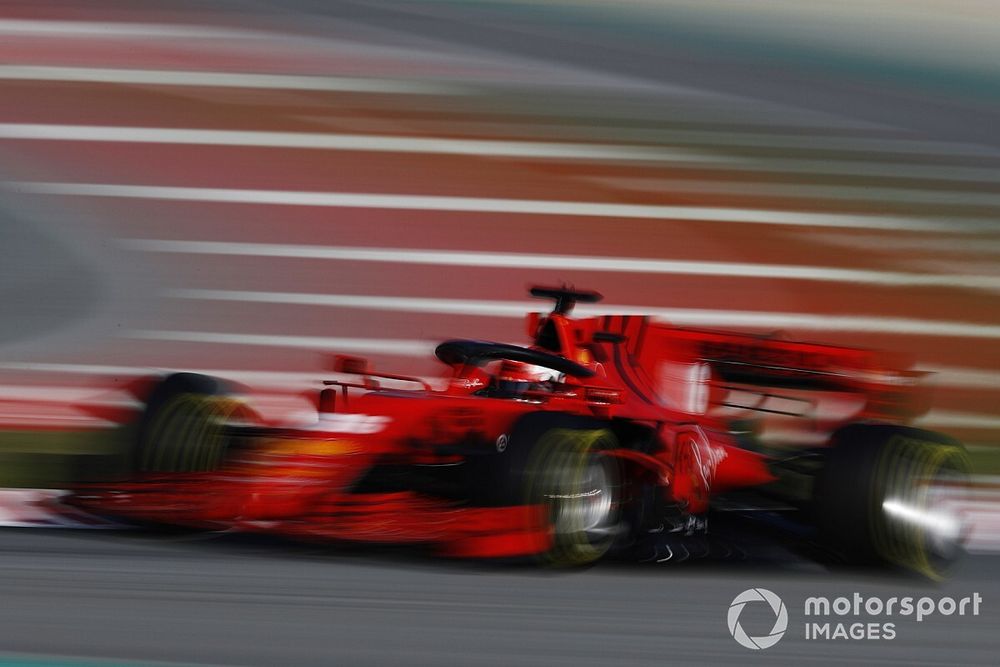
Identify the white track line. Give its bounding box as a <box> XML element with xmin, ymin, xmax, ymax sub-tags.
<box><xmin>132</xmin><ymin>291</ymin><xmax>1000</xmax><ymax>337</ymax></box>
<box><xmin>9</xmin><ymin>182</ymin><xmax>994</xmax><ymax>232</ymax></box>
<box><xmin>0</xmin><ymin>19</ymin><xmax>265</xmax><ymax>39</ymax></box>
<box><xmin>119</xmin><ymin>241</ymin><xmax>1000</xmax><ymax>291</ymax></box>
<box><xmin>0</xmin><ymin>123</ymin><xmax>726</xmax><ymax>162</ymax></box>
<box><xmin>0</xmin><ymin>66</ymin><xmax>463</xmax><ymax>95</ymax></box>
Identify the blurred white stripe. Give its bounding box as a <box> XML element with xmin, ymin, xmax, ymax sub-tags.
<box><xmin>924</xmin><ymin>365</ymin><xmax>1000</xmax><ymax>390</ymax></box>
<box><xmin>10</xmin><ymin>182</ymin><xmax>992</xmax><ymax>232</ymax></box>
<box><xmin>0</xmin><ymin>415</ymin><xmax>118</xmax><ymax>427</ymax></box>
<box><xmin>0</xmin><ymin>385</ymin><xmax>137</xmax><ymax>403</ymax></box>
<box><xmin>124</xmin><ymin>331</ymin><xmax>433</xmax><ymax>355</ymax></box>
<box><xmin>169</xmin><ymin>292</ymin><xmax>530</xmax><ymax>316</ymax></box>
<box><xmin>598</xmin><ymin>128</ymin><xmax>1000</xmax><ymax>158</ymax></box>
<box><xmin>0</xmin><ymin>362</ymin><xmax>163</xmax><ymax>376</ymax></box>
<box><xmin>0</xmin><ymin>19</ymin><xmax>264</xmax><ymax>39</ymax></box>
<box><xmin>810</xmin><ymin>232</ymin><xmax>1000</xmax><ymax>256</ymax></box>
<box><xmin>0</xmin><ymin>66</ymin><xmax>462</xmax><ymax>95</ymax></box>
<box><xmin>3</xmin><ymin>125</ymin><xmax>1000</xmax><ymax>181</ymax></box>
<box><xmin>730</xmin><ymin>157</ymin><xmax>1000</xmax><ymax>183</ymax></box>
<box><xmin>916</xmin><ymin>411</ymin><xmax>1000</xmax><ymax>430</ymax></box>
<box><xmin>132</xmin><ymin>292</ymin><xmax>1000</xmax><ymax>336</ymax></box>
<box><xmin>595</xmin><ymin>177</ymin><xmax>1000</xmax><ymax>208</ymax></box>
<box><xmin>0</xmin><ymin>363</ymin><xmax>347</xmax><ymax>388</ymax></box>
<box><xmin>121</xmin><ymin>241</ymin><xmax>1000</xmax><ymax>291</ymax></box>
<box><xmin>1</xmin><ymin>119</ymin><xmax>997</xmax><ymax>180</ymax></box>
<box><xmin>0</xmin><ymin>124</ymin><xmax>727</xmax><ymax>163</ymax></box>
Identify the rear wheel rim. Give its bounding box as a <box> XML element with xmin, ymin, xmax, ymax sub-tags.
<box><xmin>875</xmin><ymin>439</ymin><xmax>968</xmax><ymax>579</ymax></box>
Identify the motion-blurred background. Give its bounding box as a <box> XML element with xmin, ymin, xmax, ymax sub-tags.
<box><xmin>1</xmin><ymin>0</ymin><xmax>997</xmax><ymax>453</ymax></box>
<box><xmin>0</xmin><ymin>1</ymin><xmax>998</xmax><ymax>663</ymax></box>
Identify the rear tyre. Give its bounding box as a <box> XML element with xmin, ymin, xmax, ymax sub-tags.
<box><xmin>133</xmin><ymin>373</ymin><xmax>247</xmax><ymax>473</ymax></box>
<box><xmin>813</xmin><ymin>424</ymin><xmax>969</xmax><ymax>579</ymax></box>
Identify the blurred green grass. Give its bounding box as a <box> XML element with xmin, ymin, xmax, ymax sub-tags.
<box><xmin>968</xmin><ymin>448</ymin><xmax>1000</xmax><ymax>475</ymax></box>
<box><xmin>0</xmin><ymin>429</ymin><xmax>128</xmax><ymax>487</ymax></box>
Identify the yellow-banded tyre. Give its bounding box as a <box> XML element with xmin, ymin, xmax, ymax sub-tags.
<box><xmin>483</xmin><ymin>414</ymin><xmax>623</xmax><ymax>566</ymax></box>
<box><xmin>134</xmin><ymin>373</ymin><xmax>247</xmax><ymax>473</ymax></box>
<box><xmin>813</xmin><ymin>424</ymin><xmax>969</xmax><ymax>580</ymax></box>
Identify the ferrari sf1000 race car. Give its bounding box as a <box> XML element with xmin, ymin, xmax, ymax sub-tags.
<box><xmin>63</xmin><ymin>287</ymin><xmax>968</xmax><ymax>578</ymax></box>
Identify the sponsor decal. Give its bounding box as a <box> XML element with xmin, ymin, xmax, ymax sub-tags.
<box><xmin>687</xmin><ymin>427</ymin><xmax>727</xmax><ymax>491</ymax></box>
<box><xmin>318</xmin><ymin>413</ymin><xmax>391</xmax><ymax>434</ymax></box>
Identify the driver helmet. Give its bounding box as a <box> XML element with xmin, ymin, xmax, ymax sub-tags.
<box><xmin>496</xmin><ymin>360</ymin><xmax>552</xmax><ymax>396</ymax></box>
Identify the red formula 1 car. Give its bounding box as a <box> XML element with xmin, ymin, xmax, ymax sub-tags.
<box><xmin>64</xmin><ymin>287</ymin><xmax>968</xmax><ymax>577</ymax></box>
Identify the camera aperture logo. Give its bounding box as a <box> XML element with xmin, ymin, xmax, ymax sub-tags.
<box><xmin>727</xmin><ymin>588</ymin><xmax>788</xmax><ymax>650</ymax></box>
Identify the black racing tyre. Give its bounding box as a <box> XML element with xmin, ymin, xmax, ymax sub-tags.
<box><xmin>480</xmin><ymin>413</ymin><xmax>624</xmax><ymax>566</ymax></box>
<box><xmin>133</xmin><ymin>373</ymin><xmax>247</xmax><ymax>473</ymax></box>
<box><xmin>813</xmin><ymin>424</ymin><xmax>969</xmax><ymax>579</ymax></box>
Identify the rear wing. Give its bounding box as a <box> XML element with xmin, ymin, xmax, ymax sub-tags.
<box><xmin>585</xmin><ymin>315</ymin><xmax>931</xmax><ymax>422</ymax></box>
<box><xmin>670</xmin><ymin>329</ymin><xmax>926</xmax><ymax>392</ymax></box>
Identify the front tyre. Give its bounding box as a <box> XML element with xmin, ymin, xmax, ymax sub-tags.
<box><xmin>134</xmin><ymin>373</ymin><xmax>249</xmax><ymax>473</ymax></box>
<box><xmin>490</xmin><ymin>415</ymin><xmax>623</xmax><ymax>566</ymax></box>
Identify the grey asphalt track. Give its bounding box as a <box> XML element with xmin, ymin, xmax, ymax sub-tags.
<box><xmin>0</xmin><ymin>529</ymin><xmax>996</xmax><ymax>666</ymax></box>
